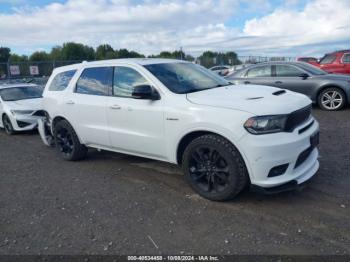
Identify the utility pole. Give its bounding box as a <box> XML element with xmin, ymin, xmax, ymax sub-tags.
<box><xmin>180</xmin><ymin>46</ymin><xmax>183</xmax><ymax>60</ymax></box>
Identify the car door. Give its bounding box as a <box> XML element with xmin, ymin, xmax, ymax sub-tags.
<box><xmin>63</xmin><ymin>66</ymin><xmax>113</xmax><ymax>147</ymax></box>
<box><xmin>272</xmin><ymin>64</ymin><xmax>316</xmax><ymax>98</ymax></box>
<box><xmin>242</xmin><ymin>65</ymin><xmax>273</xmax><ymax>86</ymax></box>
<box><xmin>340</xmin><ymin>53</ymin><xmax>350</xmax><ymax>74</ymax></box>
<box><xmin>106</xmin><ymin>66</ymin><xmax>166</xmax><ymax>159</ymax></box>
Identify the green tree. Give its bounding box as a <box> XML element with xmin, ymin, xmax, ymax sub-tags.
<box><xmin>0</xmin><ymin>47</ymin><xmax>11</xmax><ymax>62</ymax></box>
<box><xmin>198</xmin><ymin>51</ymin><xmax>241</xmax><ymax>68</ymax></box>
<box><xmin>10</xmin><ymin>54</ymin><xmax>28</xmax><ymax>62</ymax></box>
<box><xmin>61</xmin><ymin>42</ymin><xmax>95</xmax><ymax>61</ymax></box>
<box><xmin>50</xmin><ymin>46</ymin><xmax>63</xmax><ymax>60</ymax></box>
<box><xmin>95</xmin><ymin>44</ymin><xmax>116</xmax><ymax>60</ymax></box>
<box><xmin>30</xmin><ymin>51</ymin><xmax>50</xmax><ymax>61</ymax></box>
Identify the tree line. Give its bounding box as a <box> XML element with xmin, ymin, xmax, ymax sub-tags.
<box><xmin>0</xmin><ymin>43</ymin><xmax>241</xmax><ymax>68</ymax></box>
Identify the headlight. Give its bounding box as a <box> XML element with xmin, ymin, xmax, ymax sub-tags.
<box><xmin>11</xmin><ymin>110</ymin><xmax>34</xmax><ymax>115</ymax></box>
<box><xmin>244</xmin><ymin>115</ymin><xmax>288</xmax><ymax>135</ymax></box>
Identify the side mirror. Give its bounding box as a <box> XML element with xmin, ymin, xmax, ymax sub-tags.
<box><xmin>299</xmin><ymin>73</ymin><xmax>309</xmax><ymax>79</ymax></box>
<box><xmin>132</xmin><ymin>85</ymin><xmax>160</xmax><ymax>100</ymax></box>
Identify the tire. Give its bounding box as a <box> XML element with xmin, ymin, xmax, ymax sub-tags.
<box><xmin>53</xmin><ymin>120</ymin><xmax>87</xmax><ymax>161</ymax></box>
<box><xmin>182</xmin><ymin>134</ymin><xmax>249</xmax><ymax>201</ymax></box>
<box><xmin>2</xmin><ymin>114</ymin><xmax>15</xmax><ymax>135</ymax></box>
<box><xmin>318</xmin><ymin>87</ymin><xmax>346</xmax><ymax>111</ymax></box>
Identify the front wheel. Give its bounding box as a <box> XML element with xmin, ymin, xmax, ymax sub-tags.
<box><xmin>182</xmin><ymin>134</ymin><xmax>249</xmax><ymax>201</ymax></box>
<box><xmin>318</xmin><ymin>87</ymin><xmax>346</xmax><ymax>111</ymax></box>
<box><xmin>53</xmin><ymin>120</ymin><xmax>87</xmax><ymax>161</ymax></box>
<box><xmin>2</xmin><ymin>115</ymin><xmax>15</xmax><ymax>135</ymax></box>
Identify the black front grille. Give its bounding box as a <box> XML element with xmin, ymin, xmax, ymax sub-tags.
<box><xmin>285</xmin><ymin>105</ymin><xmax>312</xmax><ymax>132</ymax></box>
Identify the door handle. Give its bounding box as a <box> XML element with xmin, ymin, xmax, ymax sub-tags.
<box><xmin>275</xmin><ymin>81</ymin><xmax>283</xmax><ymax>84</ymax></box>
<box><xmin>244</xmin><ymin>81</ymin><xmax>250</xmax><ymax>84</ymax></box>
<box><xmin>110</xmin><ymin>105</ymin><xmax>121</xmax><ymax>110</ymax></box>
<box><xmin>66</xmin><ymin>100</ymin><xmax>75</xmax><ymax>105</ymax></box>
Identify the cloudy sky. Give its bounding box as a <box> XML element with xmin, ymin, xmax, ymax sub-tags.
<box><xmin>0</xmin><ymin>0</ymin><xmax>349</xmax><ymax>57</ymax></box>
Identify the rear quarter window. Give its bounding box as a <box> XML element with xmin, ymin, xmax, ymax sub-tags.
<box><xmin>48</xmin><ymin>70</ymin><xmax>77</xmax><ymax>91</ymax></box>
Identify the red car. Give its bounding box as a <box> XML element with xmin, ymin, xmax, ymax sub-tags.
<box><xmin>297</xmin><ymin>57</ymin><xmax>319</xmax><ymax>66</ymax></box>
<box><xmin>315</xmin><ymin>50</ymin><xmax>350</xmax><ymax>75</ymax></box>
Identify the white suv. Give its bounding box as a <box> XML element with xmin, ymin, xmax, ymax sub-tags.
<box><xmin>39</xmin><ymin>59</ymin><xmax>319</xmax><ymax>201</ymax></box>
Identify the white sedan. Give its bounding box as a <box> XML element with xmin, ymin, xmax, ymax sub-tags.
<box><xmin>0</xmin><ymin>84</ymin><xmax>44</xmax><ymax>135</ymax></box>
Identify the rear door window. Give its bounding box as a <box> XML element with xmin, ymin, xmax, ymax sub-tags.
<box><xmin>275</xmin><ymin>65</ymin><xmax>303</xmax><ymax>77</ymax></box>
<box><xmin>76</xmin><ymin>67</ymin><xmax>113</xmax><ymax>96</ymax></box>
<box><xmin>246</xmin><ymin>66</ymin><xmax>271</xmax><ymax>77</ymax></box>
<box><xmin>48</xmin><ymin>70</ymin><xmax>76</xmax><ymax>91</ymax></box>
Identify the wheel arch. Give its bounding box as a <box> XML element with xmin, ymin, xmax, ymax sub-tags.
<box><xmin>316</xmin><ymin>85</ymin><xmax>348</xmax><ymax>105</ymax></box>
<box><xmin>51</xmin><ymin>115</ymin><xmax>85</xmax><ymax>145</ymax></box>
<box><xmin>176</xmin><ymin>130</ymin><xmax>248</xmax><ymax>170</ymax></box>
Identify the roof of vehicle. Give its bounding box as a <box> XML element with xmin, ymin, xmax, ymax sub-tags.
<box><xmin>240</xmin><ymin>61</ymin><xmax>308</xmax><ymax>67</ymax></box>
<box><xmin>53</xmin><ymin>58</ymin><xmax>190</xmax><ymax>73</ymax></box>
<box><xmin>0</xmin><ymin>83</ymin><xmax>39</xmax><ymax>90</ymax></box>
<box><xmin>325</xmin><ymin>50</ymin><xmax>350</xmax><ymax>55</ymax></box>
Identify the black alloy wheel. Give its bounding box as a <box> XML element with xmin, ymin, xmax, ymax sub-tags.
<box><xmin>182</xmin><ymin>134</ymin><xmax>248</xmax><ymax>201</ymax></box>
<box><xmin>54</xmin><ymin>120</ymin><xmax>87</xmax><ymax>161</ymax></box>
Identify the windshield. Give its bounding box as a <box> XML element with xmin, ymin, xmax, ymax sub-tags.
<box><xmin>0</xmin><ymin>86</ymin><xmax>43</xmax><ymax>101</ymax></box>
<box><xmin>144</xmin><ymin>62</ymin><xmax>230</xmax><ymax>94</ymax></box>
<box><xmin>298</xmin><ymin>63</ymin><xmax>327</xmax><ymax>75</ymax></box>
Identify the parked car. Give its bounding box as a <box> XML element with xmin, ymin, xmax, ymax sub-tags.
<box><xmin>226</xmin><ymin>62</ymin><xmax>350</xmax><ymax>110</ymax></box>
<box><xmin>226</xmin><ymin>64</ymin><xmax>253</xmax><ymax>77</ymax></box>
<box><xmin>0</xmin><ymin>84</ymin><xmax>44</xmax><ymax>135</ymax></box>
<box><xmin>297</xmin><ymin>57</ymin><xmax>319</xmax><ymax>66</ymax></box>
<box><xmin>316</xmin><ymin>50</ymin><xmax>350</xmax><ymax>75</ymax></box>
<box><xmin>38</xmin><ymin>59</ymin><xmax>319</xmax><ymax>201</ymax></box>
<box><xmin>209</xmin><ymin>65</ymin><xmax>232</xmax><ymax>76</ymax></box>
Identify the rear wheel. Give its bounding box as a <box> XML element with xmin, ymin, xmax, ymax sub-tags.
<box><xmin>318</xmin><ymin>87</ymin><xmax>346</xmax><ymax>111</ymax></box>
<box><xmin>53</xmin><ymin>120</ymin><xmax>87</xmax><ymax>161</ymax></box>
<box><xmin>182</xmin><ymin>134</ymin><xmax>249</xmax><ymax>201</ymax></box>
<box><xmin>2</xmin><ymin>115</ymin><xmax>15</xmax><ymax>135</ymax></box>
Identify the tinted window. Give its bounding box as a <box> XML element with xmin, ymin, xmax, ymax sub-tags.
<box><xmin>49</xmin><ymin>70</ymin><xmax>76</xmax><ymax>91</ymax></box>
<box><xmin>113</xmin><ymin>67</ymin><xmax>149</xmax><ymax>98</ymax></box>
<box><xmin>298</xmin><ymin>63</ymin><xmax>327</xmax><ymax>75</ymax></box>
<box><xmin>76</xmin><ymin>67</ymin><xmax>113</xmax><ymax>96</ymax></box>
<box><xmin>0</xmin><ymin>86</ymin><xmax>43</xmax><ymax>101</ymax></box>
<box><xmin>275</xmin><ymin>65</ymin><xmax>303</xmax><ymax>77</ymax></box>
<box><xmin>342</xmin><ymin>54</ymin><xmax>350</xmax><ymax>63</ymax></box>
<box><xmin>145</xmin><ymin>63</ymin><xmax>229</xmax><ymax>94</ymax></box>
<box><xmin>320</xmin><ymin>54</ymin><xmax>336</xmax><ymax>64</ymax></box>
<box><xmin>246</xmin><ymin>66</ymin><xmax>271</xmax><ymax>77</ymax></box>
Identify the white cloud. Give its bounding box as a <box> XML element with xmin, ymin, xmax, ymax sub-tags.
<box><xmin>0</xmin><ymin>0</ymin><xmax>240</xmax><ymax>54</ymax></box>
<box><xmin>242</xmin><ymin>0</ymin><xmax>350</xmax><ymax>55</ymax></box>
<box><xmin>0</xmin><ymin>0</ymin><xmax>349</xmax><ymax>57</ymax></box>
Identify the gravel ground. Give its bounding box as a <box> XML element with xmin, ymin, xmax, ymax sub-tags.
<box><xmin>0</xmin><ymin>107</ymin><xmax>349</xmax><ymax>255</ymax></box>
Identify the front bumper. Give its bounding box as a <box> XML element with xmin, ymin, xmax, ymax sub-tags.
<box><xmin>10</xmin><ymin>114</ymin><xmax>42</xmax><ymax>131</ymax></box>
<box><xmin>37</xmin><ymin>117</ymin><xmax>55</xmax><ymax>146</ymax></box>
<box><xmin>239</xmin><ymin>117</ymin><xmax>320</xmax><ymax>188</ymax></box>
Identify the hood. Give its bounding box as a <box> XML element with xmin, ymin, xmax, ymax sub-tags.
<box><xmin>186</xmin><ymin>85</ymin><xmax>311</xmax><ymax>115</ymax></box>
<box><xmin>4</xmin><ymin>98</ymin><xmax>43</xmax><ymax>111</ymax></box>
